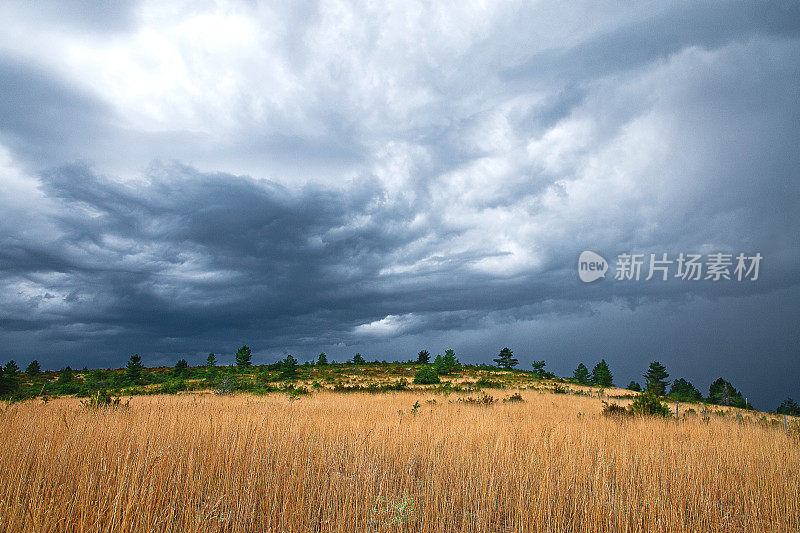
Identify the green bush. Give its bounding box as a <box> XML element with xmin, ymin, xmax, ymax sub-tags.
<box><xmin>628</xmin><ymin>390</ymin><xmax>672</xmax><ymax>417</ymax></box>
<box><xmin>413</xmin><ymin>367</ymin><xmax>440</xmax><ymax>385</ymax></box>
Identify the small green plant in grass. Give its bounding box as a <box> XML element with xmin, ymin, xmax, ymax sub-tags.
<box><xmin>81</xmin><ymin>389</ymin><xmax>128</xmax><ymax>410</ymax></box>
<box><xmin>413</xmin><ymin>366</ymin><xmax>440</xmax><ymax>385</ymax></box>
<box><xmin>503</xmin><ymin>392</ymin><xmax>524</xmax><ymax>403</ymax></box>
<box><xmin>628</xmin><ymin>390</ymin><xmax>672</xmax><ymax>417</ymax></box>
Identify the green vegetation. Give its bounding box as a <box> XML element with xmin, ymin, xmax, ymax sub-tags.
<box><xmin>591</xmin><ymin>359</ymin><xmax>613</xmax><ymax>387</ymax></box>
<box><xmin>573</xmin><ymin>363</ymin><xmax>591</xmax><ymax>384</ymax></box>
<box><xmin>494</xmin><ymin>347</ymin><xmax>518</xmax><ymax>369</ymax></box>
<box><xmin>413</xmin><ymin>367</ymin><xmax>440</xmax><ymax>385</ymax></box>
<box><xmin>0</xmin><ymin>346</ymin><xmax>790</xmax><ymax>418</ymax></box>
<box><xmin>643</xmin><ymin>361</ymin><xmax>670</xmax><ymax>395</ymax></box>
<box><xmin>629</xmin><ymin>390</ymin><xmax>672</xmax><ymax>417</ymax></box>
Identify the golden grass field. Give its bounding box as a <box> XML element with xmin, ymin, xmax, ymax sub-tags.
<box><xmin>0</xmin><ymin>389</ymin><xmax>798</xmax><ymax>532</ymax></box>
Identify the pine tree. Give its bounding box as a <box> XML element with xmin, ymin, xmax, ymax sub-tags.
<box><xmin>777</xmin><ymin>397</ymin><xmax>800</xmax><ymax>416</ymax></box>
<box><xmin>206</xmin><ymin>353</ymin><xmax>217</xmax><ymax>367</ymax></box>
<box><xmin>235</xmin><ymin>345</ymin><xmax>252</xmax><ymax>368</ymax></box>
<box><xmin>26</xmin><ymin>360</ymin><xmax>41</xmax><ymax>377</ymax></box>
<box><xmin>643</xmin><ymin>361</ymin><xmax>670</xmax><ymax>395</ymax></box>
<box><xmin>708</xmin><ymin>378</ymin><xmax>748</xmax><ymax>408</ymax></box>
<box><xmin>174</xmin><ymin>359</ymin><xmax>189</xmax><ymax>377</ymax></box>
<box><xmin>434</xmin><ymin>349</ymin><xmax>460</xmax><ymax>375</ymax></box>
<box><xmin>591</xmin><ymin>360</ymin><xmax>613</xmax><ymax>387</ymax></box>
<box><xmin>668</xmin><ymin>378</ymin><xmax>702</xmax><ymax>401</ymax></box>
<box><xmin>126</xmin><ymin>354</ymin><xmax>143</xmax><ymax>383</ymax></box>
<box><xmin>317</xmin><ymin>352</ymin><xmax>328</xmax><ymax>366</ymax></box>
<box><xmin>353</xmin><ymin>353</ymin><xmax>365</xmax><ymax>365</ymax></box>
<box><xmin>494</xmin><ymin>347</ymin><xmax>518</xmax><ymax>369</ymax></box>
<box><xmin>416</xmin><ymin>350</ymin><xmax>430</xmax><ymax>364</ymax></box>
<box><xmin>281</xmin><ymin>354</ymin><xmax>298</xmax><ymax>380</ymax></box>
<box><xmin>573</xmin><ymin>363</ymin><xmax>590</xmax><ymax>384</ymax></box>
<box><xmin>3</xmin><ymin>360</ymin><xmax>19</xmax><ymax>375</ymax></box>
<box><xmin>627</xmin><ymin>381</ymin><xmax>642</xmax><ymax>391</ymax></box>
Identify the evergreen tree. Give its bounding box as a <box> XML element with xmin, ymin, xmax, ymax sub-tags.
<box><xmin>3</xmin><ymin>360</ymin><xmax>19</xmax><ymax>375</ymax></box>
<box><xmin>235</xmin><ymin>345</ymin><xmax>252</xmax><ymax>369</ymax></box>
<box><xmin>573</xmin><ymin>363</ymin><xmax>591</xmax><ymax>384</ymax></box>
<box><xmin>627</xmin><ymin>381</ymin><xmax>642</xmax><ymax>391</ymax></box>
<box><xmin>643</xmin><ymin>361</ymin><xmax>670</xmax><ymax>395</ymax></box>
<box><xmin>174</xmin><ymin>359</ymin><xmax>189</xmax><ymax>377</ymax></box>
<box><xmin>126</xmin><ymin>354</ymin><xmax>143</xmax><ymax>383</ymax></box>
<box><xmin>206</xmin><ymin>353</ymin><xmax>217</xmax><ymax>367</ymax></box>
<box><xmin>281</xmin><ymin>354</ymin><xmax>298</xmax><ymax>380</ymax></box>
<box><xmin>591</xmin><ymin>360</ymin><xmax>613</xmax><ymax>387</ymax></box>
<box><xmin>416</xmin><ymin>350</ymin><xmax>430</xmax><ymax>364</ymax></box>
<box><xmin>707</xmin><ymin>378</ymin><xmax>748</xmax><ymax>408</ymax></box>
<box><xmin>777</xmin><ymin>397</ymin><xmax>800</xmax><ymax>416</ymax></box>
<box><xmin>668</xmin><ymin>378</ymin><xmax>702</xmax><ymax>401</ymax></box>
<box><xmin>26</xmin><ymin>360</ymin><xmax>41</xmax><ymax>377</ymax></box>
<box><xmin>352</xmin><ymin>353</ymin><xmax>365</xmax><ymax>365</ymax></box>
<box><xmin>317</xmin><ymin>352</ymin><xmax>328</xmax><ymax>366</ymax></box>
<box><xmin>57</xmin><ymin>366</ymin><xmax>74</xmax><ymax>384</ymax></box>
<box><xmin>434</xmin><ymin>349</ymin><xmax>460</xmax><ymax>375</ymax></box>
<box><xmin>530</xmin><ymin>360</ymin><xmax>546</xmax><ymax>376</ymax></box>
<box><xmin>494</xmin><ymin>347</ymin><xmax>518</xmax><ymax>369</ymax></box>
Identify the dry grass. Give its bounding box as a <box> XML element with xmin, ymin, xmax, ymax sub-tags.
<box><xmin>0</xmin><ymin>390</ymin><xmax>798</xmax><ymax>532</ymax></box>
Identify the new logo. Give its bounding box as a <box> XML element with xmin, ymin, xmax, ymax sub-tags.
<box><xmin>578</xmin><ymin>251</ymin><xmax>608</xmax><ymax>283</ymax></box>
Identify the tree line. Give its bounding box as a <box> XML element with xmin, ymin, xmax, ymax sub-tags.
<box><xmin>0</xmin><ymin>346</ymin><xmax>797</xmax><ymax>415</ymax></box>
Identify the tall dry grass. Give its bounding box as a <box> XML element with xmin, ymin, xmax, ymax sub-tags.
<box><xmin>0</xmin><ymin>390</ymin><xmax>797</xmax><ymax>532</ymax></box>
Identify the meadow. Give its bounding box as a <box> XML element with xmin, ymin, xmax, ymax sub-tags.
<box><xmin>0</xmin><ymin>384</ymin><xmax>798</xmax><ymax>532</ymax></box>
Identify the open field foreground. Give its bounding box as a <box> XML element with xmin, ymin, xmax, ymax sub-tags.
<box><xmin>1</xmin><ymin>391</ymin><xmax>798</xmax><ymax>532</ymax></box>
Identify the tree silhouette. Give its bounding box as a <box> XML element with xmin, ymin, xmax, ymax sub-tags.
<box><xmin>126</xmin><ymin>354</ymin><xmax>143</xmax><ymax>383</ymax></box>
<box><xmin>206</xmin><ymin>353</ymin><xmax>217</xmax><ymax>367</ymax></box>
<box><xmin>591</xmin><ymin>360</ymin><xmax>613</xmax><ymax>387</ymax></box>
<box><xmin>317</xmin><ymin>352</ymin><xmax>328</xmax><ymax>366</ymax></box>
<box><xmin>643</xmin><ymin>361</ymin><xmax>670</xmax><ymax>395</ymax></box>
<box><xmin>353</xmin><ymin>353</ymin><xmax>365</xmax><ymax>365</ymax></box>
<box><xmin>494</xmin><ymin>347</ymin><xmax>518</xmax><ymax>369</ymax></box>
<box><xmin>573</xmin><ymin>363</ymin><xmax>590</xmax><ymax>384</ymax></box>
<box><xmin>235</xmin><ymin>345</ymin><xmax>252</xmax><ymax>368</ymax></box>
<box><xmin>26</xmin><ymin>360</ymin><xmax>41</xmax><ymax>377</ymax></box>
<box><xmin>416</xmin><ymin>350</ymin><xmax>430</xmax><ymax>364</ymax></box>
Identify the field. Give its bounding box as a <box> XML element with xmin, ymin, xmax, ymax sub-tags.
<box><xmin>1</xmin><ymin>379</ymin><xmax>798</xmax><ymax>533</ymax></box>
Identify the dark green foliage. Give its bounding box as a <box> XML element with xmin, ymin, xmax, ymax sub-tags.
<box><xmin>416</xmin><ymin>350</ymin><xmax>430</xmax><ymax>364</ymax></box>
<box><xmin>174</xmin><ymin>359</ymin><xmax>189</xmax><ymax>377</ymax></box>
<box><xmin>235</xmin><ymin>345</ymin><xmax>252</xmax><ymax>368</ymax></box>
<box><xmin>475</xmin><ymin>376</ymin><xmax>502</xmax><ymax>388</ymax></box>
<box><xmin>280</xmin><ymin>354</ymin><xmax>298</xmax><ymax>380</ymax></box>
<box><xmin>58</xmin><ymin>366</ymin><xmax>74</xmax><ymax>384</ymax></box>
<box><xmin>503</xmin><ymin>392</ymin><xmax>524</xmax><ymax>403</ymax></box>
<box><xmin>627</xmin><ymin>381</ymin><xmax>642</xmax><ymax>392</ymax></box>
<box><xmin>414</xmin><ymin>366</ymin><xmax>440</xmax><ymax>385</ymax></box>
<box><xmin>206</xmin><ymin>353</ymin><xmax>217</xmax><ymax>367</ymax></box>
<box><xmin>317</xmin><ymin>352</ymin><xmax>328</xmax><ymax>366</ymax></box>
<box><xmin>530</xmin><ymin>360</ymin><xmax>546</xmax><ymax>377</ymax></box>
<box><xmin>776</xmin><ymin>397</ymin><xmax>800</xmax><ymax>416</ymax></box>
<box><xmin>126</xmin><ymin>354</ymin><xmax>144</xmax><ymax>383</ymax></box>
<box><xmin>573</xmin><ymin>363</ymin><xmax>591</xmax><ymax>384</ymax></box>
<box><xmin>629</xmin><ymin>389</ymin><xmax>672</xmax><ymax>417</ymax></box>
<box><xmin>353</xmin><ymin>353</ymin><xmax>365</xmax><ymax>365</ymax></box>
<box><xmin>643</xmin><ymin>361</ymin><xmax>670</xmax><ymax>395</ymax></box>
<box><xmin>433</xmin><ymin>349</ymin><xmax>460</xmax><ymax>375</ymax></box>
<box><xmin>602</xmin><ymin>402</ymin><xmax>630</xmax><ymax>418</ymax></box>
<box><xmin>668</xmin><ymin>378</ymin><xmax>702</xmax><ymax>402</ymax></box>
<box><xmin>26</xmin><ymin>360</ymin><xmax>41</xmax><ymax>377</ymax></box>
<box><xmin>591</xmin><ymin>359</ymin><xmax>613</xmax><ymax>387</ymax></box>
<box><xmin>4</xmin><ymin>360</ymin><xmax>19</xmax><ymax>375</ymax></box>
<box><xmin>707</xmin><ymin>377</ymin><xmax>749</xmax><ymax>408</ymax></box>
<box><xmin>494</xmin><ymin>347</ymin><xmax>518</xmax><ymax>369</ymax></box>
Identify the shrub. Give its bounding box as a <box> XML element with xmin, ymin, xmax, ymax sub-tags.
<box><xmin>461</xmin><ymin>392</ymin><xmax>495</xmax><ymax>405</ymax></box>
<box><xmin>629</xmin><ymin>390</ymin><xmax>672</xmax><ymax>417</ymax></box>
<box><xmin>602</xmin><ymin>402</ymin><xmax>630</xmax><ymax>418</ymax></box>
<box><xmin>503</xmin><ymin>392</ymin><xmax>524</xmax><ymax>403</ymax></box>
<box><xmin>475</xmin><ymin>376</ymin><xmax>501</xmax><ymax>388</ymax></box>
<box><xmin>414</xmin><ymin>367</ymin><xmax>440</xmax><ymax>385</ymax></box>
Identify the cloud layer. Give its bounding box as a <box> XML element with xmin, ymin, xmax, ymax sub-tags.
<box><xmin>0</xmin><ymin>1</ymin><xmax>798</xmax><ymax>407</ymax></box>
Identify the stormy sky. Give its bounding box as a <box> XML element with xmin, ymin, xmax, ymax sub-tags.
<box><xmin>0</xmin><ymin>1</ymin><xmax>798</xmax><ymax>408</ymax></box>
